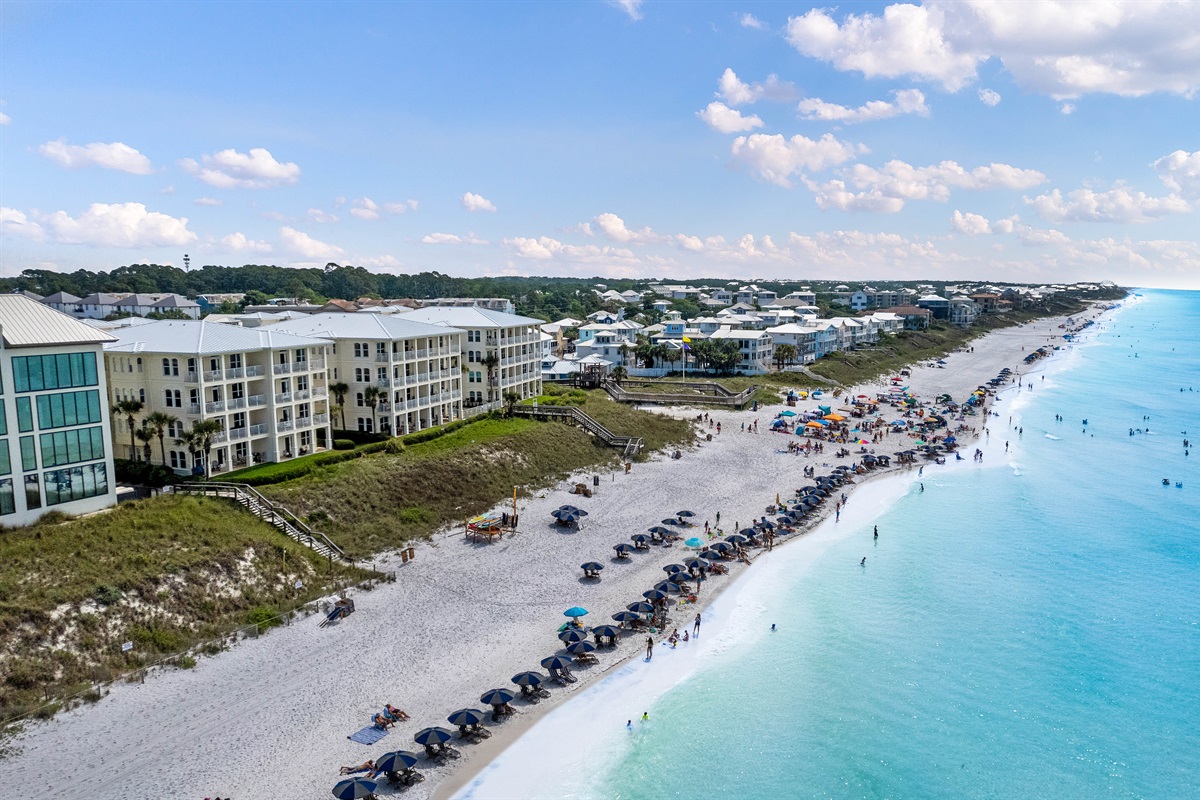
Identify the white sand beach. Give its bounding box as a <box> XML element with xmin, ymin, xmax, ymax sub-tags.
<box><xmin>0</xmin><ymin>310</ymin><xmax>1110</xmax><ymax>799</ymax></box>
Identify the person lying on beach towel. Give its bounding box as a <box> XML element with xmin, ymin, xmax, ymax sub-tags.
<box><xmin>340</xmin><ymin>759</ymin><xmax>377</xmax><ymax>776</ymax></box>
<box><xmin>385</xmin><ymin>704</ymin><xmax>409</xmax><ymax>721</ymax></box>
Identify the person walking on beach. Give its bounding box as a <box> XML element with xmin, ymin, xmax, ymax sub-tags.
<box><xmin>1005</xmin><ymin>441</ymin><xmax>1009</xmax><ymax>452</ymax></box>
<box><xmin>920</xmin><ymin>483</ymin><xmax>924</xmax><ymax>492</ymax></box>
<box><xmin>694</xmin><ymin>613</ymin><xmax>701</xmax><ymax>636</ymax></box>
<box><xmin>874</xmin><ymin>525</ymin><xmax>878</xmax><ymax>540</ymax></box>
<box><xmin>645</xmin><ymin>636</ymin><xmax>654</xmax><ymax>661</ymax></box>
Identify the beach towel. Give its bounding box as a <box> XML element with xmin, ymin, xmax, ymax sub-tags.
<box><xmin>348</xmin><ymin>726</ymin><xmax>388</xmax><ymax>745</ymax></box>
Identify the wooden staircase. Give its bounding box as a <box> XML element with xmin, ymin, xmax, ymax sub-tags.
<box><xmin>510</xmin><ymin>405</ymin><xmax>643</xmax><ymax>458</ymax></box>
<box><xmin>172</xmin><ymin>482</ymin><xmax>347</xmax><ymax>562</ymax></box>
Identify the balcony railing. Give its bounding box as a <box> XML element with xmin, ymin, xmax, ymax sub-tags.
<box><xmin>248</xmin><ymin>394</ymin><xmax>266</xmax><ymax>408</ymax></box>
<box><xmin>312</xmin><ymin>386</ymin><xmax>328</xmax><ymax>398</ymax></box>
<box><xmin>204</xmin><ymin>369</ymin><xmax>223</xmax><ymax>381</ymax></box>
<box><xmin>415</xmin><ymin>348</ymin><xmax>429</xmax><ymax>359</ymax></box>
<box><xmin>205</xmin><ymin>400</ymin><xmax>226</xmax><ymax>413</ymax></box>
<box><xmin>376</xmin><ymin>353</ymin><xmax>390</xmax><ymax>362</ymax></box>
<box><xmin>273</xmin><ymin>363</ymin><xmax>292</xmax><ymax>375</ymax></box>
<box><xmin>226</xmin><ymin>426</ymin><xmax>248</xmax><ymax>441</ymax></box>
<box><xmin>227</xmin><ymin>397</ymin><xmax>247</xmax><ymax>410</ymax></box>
<box><xmin>296</xmin><ymin>416</ymin><xmax>312</xmax><ymax>428</ymax></box>
<box><xmin>294</xmin><ymin>389</ymin><xmax>311</xmax><ymax>401</ymax></box>
<box><xmin>244</xmin><ymin>364</ymin><xmax>266</xmax><ymax>377</ymax></box>
<box><xmin>225</xmin><ymin>367</ymin><xmax>245</xmax><ymax>379</ymax></box>
<box><xmin>249</xmin><ymin>423</ymin><xmax>268</xmax><ymax>436</ymax></box>
<box><xmin>184</xmin><ymin>372</ymin><xmax>199</xmax><ymax>384</ymax></box>
<box><xmin>277</xmin><ymin>420</ymin><xmax>295</xmax><ymax>432</ymax></box>
<box><xmin>313</xmin><ymin>413</ymin><xmax>329</xmax><ymax>425</ymax></box>
<box><xmin>275</xmin><ymin>392</ymin><xmax>293</xmax><ymax>403</ymax></box>
<box><xmin>188</xmin><ymin>403</ymin><xmax>202</xmax><ymax>415</ymax></box>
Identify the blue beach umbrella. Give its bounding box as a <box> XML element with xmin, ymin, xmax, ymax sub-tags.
<box><xmin>333</xmin><ymin>778</ymin><xmax>378</xmax><ymax>799</ymax></box>
<box><xmin>676</xmin><ymin>510</ymin><xmax>696</xmax><ymax>518</ymax></box>
<box><xmin>684</xmin><ymin>557</ymin><xmax>710</xmax><ymax>569</ymax></box>
<box><xmin>699</xmin><ymin>549</ymin><xmax>723</xmax><ymax>560</ymax></box>
<box><xmin>558</xmin><ymin>505</ymin><xmax>587</xmax><ymax>516</ymax></box>
<box><xmin>591</xmin><ymin>624</ymin><xmax>620</xmax><ymax>638</ymax></box>
<box><xmin>738</xmin><ymin>528</ymin><xmax>758</xmax><ymax>536</ymax></box>
<box><xmin>710</xmin><ymin>541</ymin><xmax>733</xmax><ymax>552</ymax></box>
<box><xmin>566</xmin><ymin>640</ymin><xmax>596</xmax><ymax>655</ymax></box>
<box><xmin>511</xmin><ymin>671</ymin><xmax>546</xmax><ymax>687</ymax></box>
<box><xmin>581</xmin><ymin>562</ymin><xmax>604</xmax><ymax>573</ymax></box>
<box><xmin>631</xmin><ymin>533</ymin><xmax>651</xmax><ymax>544</ymax></box>
<box><xmin>564</xmin><ymin>607</ymin><xmax>589</xmax><ymax>619</ymax></box>
<box><xmin>414</xmin><ymin>727</ymin><xmax>453</xmax><ymax>747</ymax></box>
<box><xmin>613</xmin><ymin>543</ymin><xmax>634</xmax><ymax>555</ymax></box>
<box><xmin>661</xmin><ymin>518</ymin><xmax>680</xmax><ymax>526</ymax></box>
<box><xmin>612</xmin><ymin>610</ymin><xmax>640</xmax><ymax>622</ymax></box>
<box><xmin>643</xmin><ymin>589</ymin><xmax>668</xmax><ymax>601</ymax></box>
<box><xmin>551</xmin><ymin>508</ymin><xmax>580</xmax><ymax>523</ymax></box>
<box><xmin>447</xmin><ymin>708</ymin><xmax>486</xmax><ymax>728</ymax></box>
<box><xmin>559</xmin><ymin>628</ymin><xmax>588</xmax><ymax>644</ymax></box>
<box><xmin>375</xmin><ymin>750</ymin><xmax>419</xmax><ymax>772</ymax></box>
<box><xmin>654</xmin><ymin>580</ymin><xmax>681</xmax><ymax>593</ymax></box>
<box><xmin>540</xmin><ymin>655</ymin><xmax>573</xmax><ymax>671</ymax></box>
<box><xmin>648</xmin><ymin>526</ymin><xmax>672</xmax><ymax>536</ymax></box>
<box><xmin>480</xmin><ymin>688</ymin><xmax>515</xmax><ymax>706</ymax></box>
<box><xmin>685</xmin><ymin>537</ymin><xmax>705</xmax><ymax>548</ymax></box>
<box><xmin>726</xmin><ymin>534</ymin><xmax>748</xmax><ymax>544</ymax></box>
<box><xmin>627</xmin><ymin>601</ymin><xmax>654</xmax><ymax>614</ymax></box>
<box><xmin>663</xmin><ymin>564</ymin><xmax>687</xmax><ymax>574</ymax></box>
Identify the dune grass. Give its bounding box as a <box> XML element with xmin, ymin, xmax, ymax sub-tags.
<box><xmin>0</xmin><ymin>495</ymin><xmax>366</xmax><ymax>725</ymax></box>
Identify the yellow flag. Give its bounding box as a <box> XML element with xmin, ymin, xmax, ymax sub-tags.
<box><xmin>682</xmin><ymin>336</ymin><xmax>692</xmax><ymax>343</ymax></box>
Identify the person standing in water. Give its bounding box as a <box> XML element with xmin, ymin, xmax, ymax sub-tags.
<box><xmin>860</xmin><ymin>557</ymin><xmax>867</xmax><ymax>566</ymax></box>
<box><xmin>645</xmin><ymin>636</ymin><xmax>654</xmax><ymax>661</ymax></box>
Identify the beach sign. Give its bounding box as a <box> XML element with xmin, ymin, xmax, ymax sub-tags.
<box><xmin>294</xmin><ymin>579</ymin><xmax>304</xmax><ymax>590</ymax></box>
<box><xmin>121</xmin><ymin>641</ymin><xmax>133</xmax><ymax>652</ymax></box>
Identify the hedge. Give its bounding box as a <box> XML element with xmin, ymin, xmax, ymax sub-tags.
<box><xmin>114</xmin><ymin>458</ymin><xmax>183</xmax><ymax>488</ymax></box>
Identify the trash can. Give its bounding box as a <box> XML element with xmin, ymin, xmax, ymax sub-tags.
<box><xmin>593</xmin><ymin>475</ymin><xmax>600</xmax><ymax>487</ymax></box>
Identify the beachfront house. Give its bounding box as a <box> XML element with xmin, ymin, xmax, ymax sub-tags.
<box><xmin>765</xmin><ymin>323</ymin><xmax>819</xmax><ymax>363</ymax></box>
<box><xmin>707</xmin><ymin>328</ymin><xmax>773</xmax><ymax>374</ymax></box>
<box><xmin>397</xmin><ymin>306</ymin><xmax>542</xmax><ymax>410</ymax></box>
<box><xmin>0</xmin><ymin>295</ymin><xmax>119</xmax><ymax>524</ymax></box>
<box><xmin>916</xmin><ymin>294</ymin><xmax>951</xmax><ymax>320</ymax></box>
<box><xmin>104</xmin><ymin>320</ymin><xmax>334</xmax><ymax>474</ymax></box>
<box><xmin>949</xmin><ymin>297</ymin><xmax>981</xmax><ymax>327</ymax></box>
<box><xmin>270</xmin><ymin>313</ymin><xmax>463</xmax><ymax>435</ymax></box>
<box><xmin>890</xmin><ymin>306</ymin><xmax>933</xmax><ymax>330</ymax></box>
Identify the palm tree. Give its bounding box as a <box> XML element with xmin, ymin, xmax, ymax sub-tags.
<box><xmin>502</xmin><ymin>390</ymin><xmax>520</xmax><ymax>416</ymax></box>
<box><xmin>143</xmin><ymin>411</ymin><xmax>178</xmax><ymax>466</ymax></box>
<box><xmin>134</xmin><ymin>426</ymin><xmax>154</xmax><ymax>463</ymax></box>
<box><xmin>610</xmin><ymin>365</ymin><xmax>628</xmax><ymax>385</ymax></box>
<box><xmin>480</xmin><ymin>351</ymin><xmax>500</xmax><ymax>403</ymax></box>
<box><xmin>174</xmin><ymin>427</ymin><xmax>202</xmax><ymax>475</ymax></box>
<box><xmin>179</xmin><ymin>419</ymin><xmax>224</xmax><ymax>479</ymax></box>
<box><xmin>329</xmin><ymin>381</ymin><xmax>349</xmax><ymax>429</ymax></box>
<box><xmin>111</xmin><ymin>399</ymin><xmax>144</xmax><ymax>460</ymax></box>
<box><xmin>363</xmin><ymin>385</ymin><xmax>383</xmax><ymax>434</ymax></box>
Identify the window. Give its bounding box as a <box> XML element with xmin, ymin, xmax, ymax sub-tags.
<box><xmin>357</xmin><ymin>417</ymin><xmax>374</xmax><ymax>433</ymax></box>
<box><xmin>162</xmin><ymin>358</ymin><xmax>177</xmax><ymax>377</ymax></box>
<box><xmin>139</xmin><ymin>388</ymin><xmax>145</xmax><ymax>404</ymax></box>
<box><xmin>229</xmin><ymin>353</ymin><xmax>243</xmax><ymax>369</ymax></box>
<box><xmin>353</xmin><ymin>342</ymin><xmax>369</xmax><ymax>358</ymax></box>
<box><xmin>468</xmin><ymin>351</ymin><xmax>477</xmax><ymax>363</ymax></box>
<box><xmin>377</xmin><ymin>367</ymin><xmax>386</xmax><ymax>383</ymax></box>
<box><xmin>187</xmin><ymin>357</ymin><xmax>198</xmax><ymax>375</ymax></box>
<box><xmin>376</xmin><ymin>342</ymin><xmax>387</xmax><ymax>358</ymax></box>
<box><xmin>169</xmin><ymin>451</ymin><xmax>185</xmax><ymax>469</ymax></box>
<box><xmin>39</xmin><ymin>426</ymin><xmax>105</xmax><ymax>468</ymax></box>
<box><xmin>189</xmin><ymin>389</ymin><xmax>199</xmax><ymax>406</ymax></box>
<box><xmin>20</xmin><ymin>436</ymin><xmax>37</xmax><ymax>471</ymax></box>
<box><xmin>36</xmin><ymin>390</ymin><xmax>102</xmax><ymax>430</ymax></box>
<box><xmin>209</xmin><ymin>357</ymin><xmax>220</xmax><ymax>373</ymax></box>
<box><xmin>168</xmin><ymin>421</ymin><xmax>184</xmax><ymax>438</ymax></box>
<box><xmin>231</xmin><ymin>383</ymin><xmax>245</xmax><ymax>400</ymax></box>
<box><xmin>232</xmin><ymin>412</ymin><xmax>247</xmax><ymax>430</ymax></box>
<box><xmin>16</xmin><ymin>397</ymin><xmax>33</xmax><ymax>432</ymax></box>
<box><xmin>354</xmin><ymin>367</ymin><xmax>368</xmax><ymax>382</ymax></box>
<box><xmin>12</xmin><ymin>353</ymin><xmax>97</xmax><ymax>393</ymax></box>
<box><xmin>296</xmin><ymin>376</ymin><xmax>308</xmax><ymax>392</ymax></box>
<box><xmin>356</xmin><ymin>392</ymin><xmax>365</xmax><ymax>407</ymax></box>
<box><xmin>300</xmin><ymin>430</ymin><xmax>312</xmax><ymax>448</ymax></box>
<box><xmin>0</xmin><ymin>445</ymin><xmax>9</xmax><ymax>476</ymax></box>
<box><xmin>24</xmin><ymin>474</ymin><xmax>40</xmax><ymax>509</ymax></box>
<box><xmin>0</xmin><ymin>403</ymin><xmax>6</xmax><ymax>436</ymax></box>
<box><xmin>164</xmin><ymin>389</ymin><xmax>182</xmax><ymax>408</ymax></box>
<box><xmin>43</xmin><ymin>463</ymin><xmax>109</xmax><ymax>506</ymax></box>
<box><xmin>295</xmin><ymin>348</ymin><xmax>308</xmax><ymax>365</ymax></box>
<box><xmin>234</xmin><ymin>442</ymin><xmax>248</xmax><ymax>463</ymax></box>
<box><xmin>0</xmin><ymin>479</ymin><xmax>13</xmax><ymax>516</ymax></box>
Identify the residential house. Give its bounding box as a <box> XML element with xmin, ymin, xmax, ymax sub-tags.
<box><xmin>0</xmin><ymin>295</ymin><xmax>119</xmax><ymax>524</ymax></box>
<box><xmin>916</xmin><ymin>294</ymin><xmax>951</xmax><ymax>320</ymax></box>
<box><xmin>151</xmin><ymin>294</ymin><xmax>201</xmax><ymax>319</ymax></box>
<box><xmin>397</xmin><ymin>306</ymin><xmax>541</xmax><ymax>408</ymax></box>
<box><xmin>196</xmin><ymin>293</ymin><xmax>246</xmax><ymax>312</ymax></box>
<box><xmin>76</xmin><ymin>292</ymin><xmax>132</xmax><ymax>319</ymax></box>
<box><xmin>105</xmin><ymin>320</ymin><xmax>333</xmax><ymax>474</ymax></box>
<box><xmin>707</xmin><ymin>328</ymin><xmax>773</xmax><ymax>374</ymax></box>
<box><xmin>765</xmin><ymin>323</ymin><xmax>818</xmax><ymax>363</ymax></box>
<box><xmin>890</xmin><ymin>306</ymin><xmax>933</xmax><ymax>330</ymax></box>
<box><xmin>270</xmin><ymin>313</ymin><xmax>463</xmax><ymax>435</ymax></box>
<box><xmin>42</xmin><ymin>292</ymin><xmax>83</xmax><ymax>316</ymax></box>
<box><xmin>949</xmin><ymin>297</ymin><xmax>980</xmax><ymax>327</ymax></box>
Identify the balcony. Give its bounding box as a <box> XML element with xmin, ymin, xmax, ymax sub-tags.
<box><xmin>309</xmin><ymin>358</ymin><xmax>325</xmax><ymax>370</ymax></box>
<box><xmin>273</xmin><ymin>363</ymin><xmax>292</xmax><ymax>375</ymax></box>
<box><xmin>188</xmin><ymin>403</ymin><xmax>202</xmax><ymax>415</ymax></box>
<box><xmin>277</xmin><ymin>420</ymin><xmax>295</xmax><ymax>432</ymax></box>
<box><xmin>376</xmin><ymin>353</ymin><xmax>391</xmax><ymax>363</ymax></box>
<box><xmin>248</xmin><ymin>394</ymin><xmax>266</xmax><ymax>408</ymax></box>
<box><xmin>226</xmin><ymin>426</ymin><xmax>248</xmax><ymax>441</ymax></box>
<box><xmin>294</xmin><ymin>389</ymin><xmax>311</xmax><ymax>401</ymax></box>
<box><xmin>377</xmin><ymin>378</ymin><xmax>393</xmax><ymax>388</ymax></box>
<box><xmin>227</xmin><ymin>397</ymin><xmax>247</xmax><ymax>410</ymax></box>
<box><xmin>312</xmin><ymin>386</ymin><xmax>328</xmax><ymax>398</ymax></box>
<box><xmin>275</xmin><ymin>391</ymin><xmax>293</xmax><ymax>403</ymax></box>
<box><xmin>313</xmin><ymin>413</ymin><xmax>329</xmax><ymax>425</ymax></box>
<box><xmin>225</xmin><ymin>367</ymin><xmax>245</xmax><ymax>379</ymax></box>
<box><xmin>205</xmin><ymin>400</ymin><xmax>226</xmax><ymax>413</ymax></box>
<box><xmin>249</xmin><ymin>423</ymin><xmax>268</xmax><ymax>436</ymax></box>
<box><xmin>184</xmin><ymin>372</ymin><xmax>199</xmax><ymax>383</ymax></box>
<box><xmin>296</xmin><ymin>416</ymin><xmax>312</xmax><ymax>428</ymax></box>
<box><xmin>204</xmin><ymin>369</ymin><xmax>223</xmax><ymax>381</ymax></box>
<box><xmin>415</xmin><ymin>348</ymin><xmax>429</xmax><ymax>359</ymax></box>
<box><xmin>245</xmin><ymin>364</ymin><xmax>266</xmax><ymax>377</ymax></box>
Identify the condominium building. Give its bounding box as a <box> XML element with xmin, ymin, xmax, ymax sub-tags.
<box><xmin>0</xmin><ymin>295</ymin><xmax>119</xmax><ymax>524</ymax></box>
<box><xmin>270</xmin><ymin>313</ymin><xmax>464</xmax><ymax>435</ymax></box>
<box><xmin>104</xmin><ymin>320</ymin><xmax>333</xmax><ymax>474</ymax></box>
<box><xmin>397</xmin><ymin>307</ymin><xmax>542</xmax><ymax>408</ymax></box>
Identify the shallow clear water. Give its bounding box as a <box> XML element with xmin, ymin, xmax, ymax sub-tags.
<box><xmin>466</xmin><ymin>290</ymin><xmax>1200</xmax><ymax>800</ymax></box>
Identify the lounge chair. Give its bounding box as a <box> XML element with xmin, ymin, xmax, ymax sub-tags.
<box><xmin>386</xmin><ymin>768</ymin><xmax>425</xmax><ymax>787</ymax></box>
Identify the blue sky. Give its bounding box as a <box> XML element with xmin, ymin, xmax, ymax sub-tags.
<box><xmin>2</xmin><ymin>1</ymin><xmax>1199</xmax><ymax>286</ymax></box>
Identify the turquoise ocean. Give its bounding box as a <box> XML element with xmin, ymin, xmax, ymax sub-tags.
<box><xmin>463</xmin><ymin>290</ymin><xmax>1200</xmax><ymax>800</ymax></box>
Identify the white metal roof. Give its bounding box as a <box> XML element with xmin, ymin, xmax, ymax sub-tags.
<box><xmin>0</xmin><ymin>295</ymin><xmax>117</xmax><ymax>348</ymax></box>
<box><xmin>398</xmin><ymin>306</ymin><xmax>541</xmax><ymax>329</ymax></box>
<box><xmin>269</xmin><ymin>312</ymin><xmax>462</xmax><ymax>341</ymax></box>
<box><xmin>103</xmin><ymin>320</ymin><xmax>329</xmax><ymax>355</ymax></box>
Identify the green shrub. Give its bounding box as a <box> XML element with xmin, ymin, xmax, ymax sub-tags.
<box><xmin>358</xmin><ymin>441</ymin><xmax>389</xmax><ymax>455</ymax></box>
<box><xmin>113</xmin><ymin>459</ymin><xmax>179</xmax><ymax>488</ymax></box>
<box><xmin>94</xmin><ymin>585</ymin><xmax>123</xmax><ymax>605</ymax></box>
<box><xmin>244</xmin><ymin>607</ymin><xmax>282</xmax><ymax>629</ymax></box>
<box><xmin>332</xmin><ymin>439</ymin><xmax>355</xmax><ymax>450</ymax></box>
<box><xmin>175</xmin><ymin>655</ymin><xmax>197</xmax><ymax>669</ymax></box>
<box><xmin>384</xmin><ymin>439</ymin><xmax>406</xmax><ymax>455</ymax></box>
<box><xmin>129</xmin><ymin>625</ymin><xmax>185</xmax><ymax>654</ymax></box>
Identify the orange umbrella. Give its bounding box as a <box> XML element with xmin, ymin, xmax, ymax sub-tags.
<box><xmin>824</xmin><ymin>413</ymin><xmax>846</xmax><ymax>422</ymax></box>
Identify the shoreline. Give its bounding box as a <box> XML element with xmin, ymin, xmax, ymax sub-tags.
<box><xmin>0</xmin><ymin>304</ymin><xmax>1120</xmax><ymax>799</ymax></box>
<box><xmin>436</xmin><ymin>303</ymin><xmax>1120</xmax><ymax>800</ymax></box>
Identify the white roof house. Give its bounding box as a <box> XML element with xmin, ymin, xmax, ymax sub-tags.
<box><xmin>103</xmin><ymin>319</ymin><xmax>330</xmax><ymax>355</ymax></box>
<box><xmin>267</xmin><ymin>312</ymin><xmax>463</xmax><ymax>342</ymax></box>
<box><xmin>0</xmin><ymin>294</ymin><xmax>118</xmax><ymax>347</ymax></box>
<box><xmin>398</xmin><ymin>306</ymin><xmax>543</xmax><ymax>330</ymax></box>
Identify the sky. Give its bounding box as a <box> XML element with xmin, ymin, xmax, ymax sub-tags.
<box><xmin>2</xmin><ymin>0</ymin><xmax>1199</xmax><ymax>287</ymax></box>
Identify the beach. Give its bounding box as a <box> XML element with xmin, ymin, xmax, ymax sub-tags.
<box><xmin>0</xmin><ymin>310</ymin><xmax>1110</xmax><ymax>799</ymax></box>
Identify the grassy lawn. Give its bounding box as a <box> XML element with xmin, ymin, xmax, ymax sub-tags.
<box><xmin>262</xmin><ymin>401</ymin><xmax>692</xmax><ymax>557</ymax></box>
<box><xmin>0</xmin><ymin>495</ymin><xmax>367</xmax><ymax>724</ymax></box>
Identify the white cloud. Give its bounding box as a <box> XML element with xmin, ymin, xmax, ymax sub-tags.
<box><xmin>383</xmin><ymin>199</ymin><xmax>419</xmax><ymax>214</ymax></box>
<box><xmin>350</xmin><ymin>197</ymin><xmax>380</xmax><ymax>220</ymax></box>
<box><xmin>797</xmin><ymin>88</ymin><xmax>929</xmax><ymax>124</ymax></box>
<box><xmin>740</xmin><ymin>13</ymin><xmax>766</xmax><ymax>30</ymax></box>
<box><xmin>593</xmin><ymin>212</ymin><xmax>664</xmax><ymax>244</ymax></box>
<box><xmin>810</xmin><ymin>159</ymin><xmax>1047</xmax><ymax>211</ymax></box>
<box><xmin>194</xmin><ymin>197</ymin><xmax>222</xmax><ymax>207</ymax></box>
<box><xmin>461</xmin><ymin>192</ymin><xmax>497</xmax><ymax>212</ymax></box>
<box><xmin>1</xmin><ymin>207</ymin><xmax>45</xmax><ymax>241</ymax></box>
<box><xmin>39</xmin><ymin>202</ymin><xmax>196</xmax><ymax>247</ymax></box>
<box><xmin>611</xmin><ymin>0</ymin><xmax>642</xmax><ymax>21</ymax></box>
<box><xmin>785</xmin><ymin>1</ymin><xmax>1200</xmax><ymax>99</ymax></box>
<box><xmin>676</xmin><ymin>234</ymin><xmax>704</xmax><ymax>251</ymax></box>
<box><xmin>220</xmin><ymin>232</ymin><xmax>272</xmax><ymax>253</ymax></box>
<box><xmin>978</xmin><ymin>88</ymin><xmax>1002</xmax><ymax>106</ymax></box>
<box><xmin>0</xmin><ymin>112</ymin><xmax>9</xmax><ymax>125</ymax></box>
<box><xmin>951</xmin><ymin>210</ymin><xmax>993</xmax><ymax>234</ymax></box>
<box><xmin>503</xmin><ymin>235</ymin><xmax>639</xmax><ymax>265</ymax></box>
<box><xmin>279</xmin><ymin>226</ymin><xmax>344</xmax><ymax>258</ymax></box>
<box><xmin>38</xmin><ymin>139</ymin><xmax>153</xmax><ymax>175</ymax></box>
<box><xmin>1060</xmin><ymin>103</ymin><xmax>1076</xmax><ymax>114</ymax></box>
<box><xmin>716</xmin><ymin>68</ymin><xmax>798</xmax><ymax>106</ymax></box>
<box><xmin>697</xmin><ymin>101</ymin><xmax>764</xmax><ymax>134</ymax></box>
<box><xmin>1026</xmin><ymin>187</ymin><xmax>1190</xmax><ymax>223</ymax></box>
<box><xmin>730</xmin><ymin>132</ymin><xmax>860</xmax><ymax>188</ymax></box>
<box><xmin>307</xmin><ymin>209</ymin><xmax>340</xmax><ymax>224</ymax></box>
<box><xmin>180</xmin><ymin>147</ymin><xmax>300</xmax><ymax>189</ymax></box>
<box><xmin>1153</xmin><ymin>149</ymin><xmax>1200</xmax><ymax>194</ymax></box>
<box><xmin>420</xmin><ymin>232</ymin><xmax>488</xmax><ymax>245</ymax></box>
